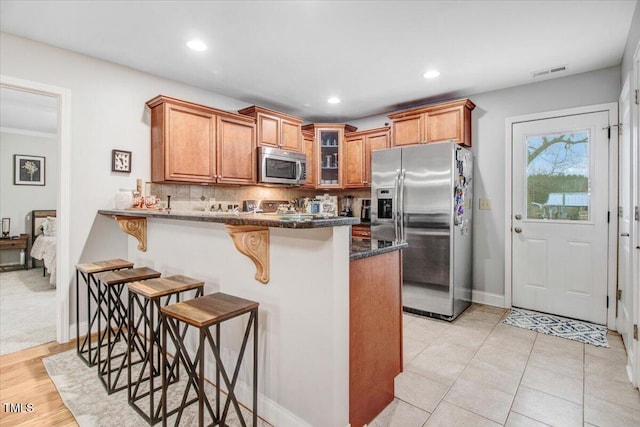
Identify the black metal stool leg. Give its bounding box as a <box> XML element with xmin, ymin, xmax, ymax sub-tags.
<box><xmin>253</xmin><ymin>309</ymin><xmax>258</xmax><ymax>427</ymax></box>
<box><xmin>159</xmin><ymin>293</ymin><xmax>259</xmax><ymax>426</ymax></box>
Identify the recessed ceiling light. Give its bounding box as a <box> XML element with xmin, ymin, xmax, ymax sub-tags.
<box><xmin>327</xmin><ymin>97</ymin><xmax>341</xmax><ymax>104</ymax></box>
<box><xmin>186</xmin><ymin>39</ymin><xmax>207</xmax><ymax>52</ymax></box>
<box><xmin>423</xmin><ymin>70</ymin><xmax>440</xmax><ymax>79</ymax></box>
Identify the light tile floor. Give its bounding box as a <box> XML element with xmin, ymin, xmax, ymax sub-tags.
<box><xmin>371</xmin><ymin>304</ymin><xmax>640</xmax><ymax>427</ymax></box>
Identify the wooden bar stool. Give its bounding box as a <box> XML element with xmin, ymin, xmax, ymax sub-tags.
<box><xmin>127</xmin><ymin>275</ymin><xmax>205</xmax><ymax>425</ymax></box>
<box><xmin>75</xmin><ymin>259</ymin><xmax>134</xmax><ymax>367</ymax></box>
<box><xmin>160</xmin><ymin>292</ymin><xmax>259</xmax><ymax>427</ymax></box>
<box><xmin>95</xmin><ymin>266</ymin><xmax>161</xmax><ymax>394</ymax></box>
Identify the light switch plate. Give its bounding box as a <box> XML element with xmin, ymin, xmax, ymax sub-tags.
<box><xmin>479</xmin><ymin>198</ymin><xmax>492</xmax><ymax>210</ymax></box>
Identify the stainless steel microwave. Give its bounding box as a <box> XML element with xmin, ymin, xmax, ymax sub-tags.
<box><xmin>258</xmin><ymin>147</ymin><xmax>306</xmax><ymax>185</ymax></box>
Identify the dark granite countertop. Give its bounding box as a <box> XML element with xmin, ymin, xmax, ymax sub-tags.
<box><xmin>349</xmin><ymin>239</ymin><xmax>408</xmax><ymax>261</ymax></box>
<box><xmin>99</xmin><ymin>209</ymin><xmax>405</xmax><ymax>259</ymax></box>
<box><xmin>98</xmin><ymin>209</ymin><xmax>360</xmax><ymax>229</ymax></box>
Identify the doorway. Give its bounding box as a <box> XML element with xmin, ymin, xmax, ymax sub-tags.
<box><xmin>618</xmin><ymin>76</ymin><xmax>635</xmax><ymax>380</ymax></box>
<box><xmin>0</xmin><ymin>74</ymin><xmax>71</xmax><ymax>344</ymax></box>
<box><xmin>505</xmin><ymin>103</ymin><xmax>618</xmax><ymax>326</ymax></box>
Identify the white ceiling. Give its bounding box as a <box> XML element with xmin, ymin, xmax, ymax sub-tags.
<box><xmin>0</xmin><ymin>87</ymin><xmax>58</xmax><ymax>136</ymax></box>
<box><xmin>0</xmin><ymin>0</ymin><xmax>637</xmax><ymax>126</ymax></box>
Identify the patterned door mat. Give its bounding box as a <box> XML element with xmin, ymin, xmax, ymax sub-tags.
<box><xmin>503</xmin><ymin>307</ymin><xmax>609</xmax><ymax>347</ymax></box>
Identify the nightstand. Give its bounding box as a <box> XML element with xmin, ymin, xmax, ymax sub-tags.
<box><xmin>0</xmin><ymin>234</ymin><xmax>29</xmax><ymax>271</ymax></box>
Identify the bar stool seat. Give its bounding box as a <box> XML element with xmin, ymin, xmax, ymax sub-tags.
<box><xmin>96</xmin><ymin>266</ymin><xmax>161</xmax><ymax>394</ymax></box>
<box><xmin>75</xmin><ymin>259</ymin><xmax>134</xmax><ymax>367</ymax></box>
<box><xmin>161</xmin><ymin>292</ymin><xmax>259</xmax><ymax>427</ymax></box>
<box><xmin>127</xmin><ymin>275</ymin><xmax>205</xmax><ymax>425</ymax></box>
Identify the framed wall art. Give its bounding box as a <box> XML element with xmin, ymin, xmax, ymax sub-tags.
<box><xmin>112</xmin><ymin>149</ymin><xmax>132</xmax><ymax>173</ymax></box>
<box><xmin>14</xmin><ymin>154</ymin><xmax>45</xmax><ymax>186</ymax></box>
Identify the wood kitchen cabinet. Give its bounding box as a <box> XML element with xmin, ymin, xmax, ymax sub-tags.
<box><xmin>350</xmin><ymin>250</ymin><xmax>402</xmax><ymax>426</ymax></box>
<box><xmin>147</xmin><ymin>95</ymin><xmax>256</xmax><ymax>184</ymax></box>
<box><xmin>302</xmin><ymin>123</ymin><xmax>357</xmax><ymax>189</ymax></box>
<box><xmin>238</xmin><ymin>105</ymin><xmax>303</xmax><ymax>152</ymax></box>
<box><xmin>351</xmin><ymin>224</ymin><xmax>371</xmax><ymax>239</ymax></box>
<box><xmin>344</xmin><ymin>127</ymin><xmax>390</xmax><ymax>188</ymax></box>
<box><xmin>301</xmin><ymin>129</ymin><xmax>316</xmax><ymax>188</ymax></box>
<box><xmin>388</xmin><ymin>98</ymin><xmax>475</xmax><ymax>147</ymax></box>
<box><xmin>216</xmin><ymin>114</ymin><xmax>257</xmax><ymax>184</ymax></box>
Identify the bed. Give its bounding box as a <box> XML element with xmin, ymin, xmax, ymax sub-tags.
<box><xmin>30</xmin><ymin>210</ymin><xmax>57</xmax><ymax>286</ymax></box>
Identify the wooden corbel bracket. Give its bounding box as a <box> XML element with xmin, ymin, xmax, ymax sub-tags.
<box><xmin>225</xmin><ymin>225</ymin><xmax>270</xmax><ymax>284</ymax></box>
<box><xmin>114</xmin><ymin>215</ymin><xmax>147</xmax><ymax>252</ymax></box>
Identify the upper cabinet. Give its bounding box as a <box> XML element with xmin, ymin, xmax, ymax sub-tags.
<box><xmin>301</xmin><ymin>129</ymin><xmax>316</xmax><ymax>189</ymax></box>
<box><xmin>238</xmin><ymin>106</ymin><xmax>303</xmax><ymax>152</ymax></box>
<box><xmin>147</xmin><ymin>95</ymin><xmax>256</xmax><ymax>184</ymax></box>
<box><xmin>344</xmin><ymin>127</ymin><xmax>390</xmax><ymax>188</ymax></box>
<box><xmin>388</xmin><ymin>98</ymin><xmax>475</xmax><ymax>147</ymax></box>
<box><xmin>302</xmin><ymin>123</ymin><xmax>357</xmax><ymax>189</ymax></box>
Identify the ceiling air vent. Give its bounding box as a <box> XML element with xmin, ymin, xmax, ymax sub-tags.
<box><xmin>532</xmin><ymin>65</ymin><xmax>567</xmax><ymax>78</ymax></box>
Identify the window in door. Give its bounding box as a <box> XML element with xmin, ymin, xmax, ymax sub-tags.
<box><xmin>525</xmin><ymin>130</ymin><xmax>591</xmax><ymax>222</ymax></box>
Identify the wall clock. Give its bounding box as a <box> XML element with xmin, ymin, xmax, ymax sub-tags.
<box><xmin>112</xmin><ymin>149</ymin><xmax>132</xmax><ymax>173</ymax></box>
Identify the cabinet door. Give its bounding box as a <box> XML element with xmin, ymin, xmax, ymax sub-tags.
<box><xmin>257</xmin><ymin>113</ymin><xmax>280</xmax><ymax>148</ymax></box>
<box><xmin>302</xmin><ymin>131</ymin><xmax>316</xmax><ymax>188</ymax></box>
<box><xmin>165</xmin><ymin>103</ymin><xmax>216</xmax><ymax>183</ymax></box>
<box><xmin>344</xmin><ymin>136</ymin><xmax>365</xmax><ymax>188</ymax></box>
<box><xmin>426</xmin><ymin>106</ymin><xmax>462</xmax><ymax>144</ymax></box>
<box><xmin>351</xmin><ymin>225</ymin><xmax>371</xmax><ymax>239</ymax></box>
<box><xmin>391</xmin><ymin>115</ymin><xmax>423</xmax><ymax>146</ymax></box>
<box><xmin>281</xmin><ymin>119</ymin><xmax>302</xmax><ymax>152</ymax></box>
<box><xmin>364</xmin><ymin>132</ymin><xmax>389</xmax><ymax>186</ymax></box>
<box><xmin>217</xmin><ymin>116</ymin><xmax>256</xmax><ymax>184</ymax></box>
<box><xmin>318</xmin><ymin>129</ymin><xmax>342</xmax><ymax>188</ymax></box>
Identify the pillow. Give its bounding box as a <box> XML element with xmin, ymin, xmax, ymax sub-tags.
<box><xmin>42</xmin><ymin>216</ymin><xmax>57</xmax><ymax>237</ymax></box>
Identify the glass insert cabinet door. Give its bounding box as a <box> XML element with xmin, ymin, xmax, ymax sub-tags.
<box><xmin>526</xmin><ymin>130</ymin><xmax>591</xmax><ymax>221</ymax></box>
<box><xmin>319</xmin><ymin>130</ymin><xmax>340</xmax><ymax>186</ymax></box>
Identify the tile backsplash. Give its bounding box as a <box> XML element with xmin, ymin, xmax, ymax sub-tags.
<box><xmin>146</xmin><ymin>183</ymin><xmax>370</xmax><ymax>213</ymax></box>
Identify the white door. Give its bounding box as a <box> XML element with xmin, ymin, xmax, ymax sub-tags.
<box><xmin>512</xmin><ymin>111</ymin><xmax>610</xmax><ymax>324</ymax></box>
<box><xmin>618</xmin><ymin>77</ymin><xmax>634</xmax><ymax>357</ymax></box>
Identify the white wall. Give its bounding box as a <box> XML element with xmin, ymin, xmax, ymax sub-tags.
<box><xmin>0</xmin><ymin>132</ymin><xmax>58</xmax><ymax>236</ymax></box>
<box><xmin>350</xmin><ymin>66</ymin><xmax>621</xmax><ymax>304</ymax></box>
<box><xmin>126</xmin><ymin>220</ymin><xmax>350</xmax><ymax>426</ymax></box>
<box><xmin>621</xmin><ymin>0</ymin><xmax>640</xmax><ymax>81</ymax></box>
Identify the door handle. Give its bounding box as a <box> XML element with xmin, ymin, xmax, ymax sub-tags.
<box><xmin>514</xmin><ymin>227</ymin><xmax>522</xmax><ymax>233</ymax></box>
<box><xmin>620</xmin><ymin>233</ymin><xmax>630</xmax><ymax>237</ymax></box>
<box><xmin>393</xmin><ymin>169</ymin><xmax>400</xmax><ymax>243</ymax></box>
<box><xmin>399</xmin><ymin>169</ymin><xmax>406</xmax><ymax>242</ymax></box>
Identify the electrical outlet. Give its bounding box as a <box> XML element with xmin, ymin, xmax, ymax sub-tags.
<box><xmin>479</xmin><ymin>198</ymin><xmax>492</xmax><ymax>210</ymax></box>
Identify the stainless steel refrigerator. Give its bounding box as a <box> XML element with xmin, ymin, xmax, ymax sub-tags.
<box><xmin>371</xmin><ymin>142</ymin><xmax>473</xmax><ymax>321</ymax></box>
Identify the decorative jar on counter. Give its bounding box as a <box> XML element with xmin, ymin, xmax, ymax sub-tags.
<box><xmin>114</xmin><ymin>189</ymin><xmax>133</xmax><ymax>209</ymax></box>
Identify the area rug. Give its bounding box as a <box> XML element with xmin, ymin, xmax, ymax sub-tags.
<box><xmin>0</xmin><ymin>269</ymin><xmax>56</xmax><ymax>355</ymax></box>
<box><xmin>43</xmin><ymin>348</ymin><xmax>267</xmax><ymax>426</ymax></box>
<box><xmin>503</xmin><ymin>307</ymin><xmax>609</xmax><ymax>347</ymax></box>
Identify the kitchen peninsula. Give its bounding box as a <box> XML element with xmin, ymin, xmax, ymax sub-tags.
<box><xmin>97</xmin><ymin>208</ymin><xmax>405</xmax><ymax>427</ymax></box>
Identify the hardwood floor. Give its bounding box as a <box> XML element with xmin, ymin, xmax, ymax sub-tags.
<box><xmin>0</xmin><ymin>340</ymin><xmax>77</xmax><ymax>426</ymax></box>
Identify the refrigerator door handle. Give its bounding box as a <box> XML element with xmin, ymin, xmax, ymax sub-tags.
<box><xmin>393</xmin><ymin>169</ymin><xmax>401</xmax><ymax>243</ymax></box>
<box><xmin>399</xmin><ymin>168</ymin><xmax>406</xmax><ymax>242</ymax></box>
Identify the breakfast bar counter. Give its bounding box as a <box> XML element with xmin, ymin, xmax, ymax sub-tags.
<box><xmin>98</xmin><ymin>208</ymin><xmax>360</xmax><ymax>228</ymax></box>
<box><xmin>97</xmin><ymin>208</ymin><xmax>404</xmax><ymax>427</ymax></box>
<box><xmin>98</xmin><ymin>209</ymin><xmax>406</xmax><ymax>260</ymax></box>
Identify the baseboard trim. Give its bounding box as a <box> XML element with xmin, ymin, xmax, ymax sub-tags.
<box><xmin>471</xmin><ymin>290</ymin><xmax>506</xmax><ymax>308</ymax></box>
<box><xmin>203</xmin><ymin>361</ymin><xmax>311</xmax><ymax>427</ymax></box>
<box><xmin>71</xmin><ymin>321</ymin><xmax>88</xmax><ymax>341</ymax></box>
